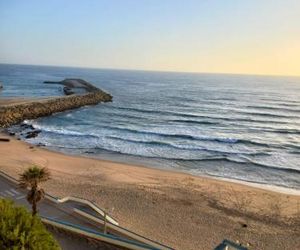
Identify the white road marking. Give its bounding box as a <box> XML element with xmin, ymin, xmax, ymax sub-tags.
<box><xmin>5</xmin><ymin>190</ymin><xmax>15</xmax><ymax>196</ymax></box>
<box><xmin>10</xmin><ymin>189</ymin><xmax>20</xmax><ymax>195</ymax></box>
<box><xmin>16</xmin><ymin>195</ymin><xmax>26</xmax><ymax>200</ymax></box>
<box><xmin>0</xmin><ymin>192</ymin><xmax>8</xmax><ymax>197</ymax></box>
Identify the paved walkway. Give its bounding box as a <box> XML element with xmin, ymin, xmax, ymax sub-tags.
<box><xmin>0</xmin><ymin>175</ymin><xmax>121</xmax><ymax>249</ymax></box>
<box><xmin>0</xmin><ymin>175</ymin><xmax>103</xmax><ymax>230</ymax></box>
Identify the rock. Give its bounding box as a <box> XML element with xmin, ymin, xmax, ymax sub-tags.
<box><xmin>29</xmin><ymin>146</ymin><xmax>34</xmax><ymax>149</ymax></box>
<box><xmin>0</xmin><ymin>138</ymin><xmax>10</xmax><ymax>142</ymax></box>
<box><xmin>9</xmin><ymin>132</ymin><xmax>15</xmax><ymax>136</ymax></box>
<box><xmin>63</xmin><ymin>86</ymin><xmax>75</xmax><ymax>95</ymax></box>
<box><xmin>37</xmin><ymin>143</ymin><xmax>46</xmax><ymax>147</ymax></box>
<box><xmin>25</xmin><ymin>130</ymin><xmax>41</xmax><ymax>139</ymax></box>
<box><xmin>20</xmin><ymin>123</ymin><xmax>34</xmax><ymax>130</ymax></box>
<box><xmin>0</xmin><ymin>79</ymin><xmax>112</xmax><ymax>128</ymax></box>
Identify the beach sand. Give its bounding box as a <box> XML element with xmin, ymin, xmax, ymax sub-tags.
<box><xmin>0</xmin><ymin>133</ymin><xmax>299</xmax><ymax>249</ymax></box>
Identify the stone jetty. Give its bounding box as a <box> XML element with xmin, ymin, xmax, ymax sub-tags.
<box><xmin>0</xmin><ymin>79</ymin><xmax>112</xmax><ymax>127</ymax></box>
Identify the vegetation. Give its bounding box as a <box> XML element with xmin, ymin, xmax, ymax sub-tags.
<box><xmin>0</xmin><ymin>198</ymin><xmax>60</xmax><ymax>249</ymax></box>
<box><xmin>19</xmin><ymin>166</ymin><xmax>50</xmax><ymax>215</ymax></box>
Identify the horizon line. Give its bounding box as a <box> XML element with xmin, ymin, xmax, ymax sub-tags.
<box><xmin>1</xmin><ymin>62</ymin><xmax>300</xmax><ymax>78</ymax></box>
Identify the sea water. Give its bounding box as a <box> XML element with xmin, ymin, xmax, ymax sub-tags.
<box><xmin>1</xmin><ymin>64</ymin><xmax>300</xmax><ymax>189</ymax></box>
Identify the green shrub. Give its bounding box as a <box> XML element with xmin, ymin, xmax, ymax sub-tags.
<box><xmin>0</xmin><ymin>199</ymin><xmax>61</xmax><ymax>250</ymax></box>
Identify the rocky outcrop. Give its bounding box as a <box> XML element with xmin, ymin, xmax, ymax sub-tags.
<box><xmin>25</xmin><ymin>130</ymin><xmax>41</xmax><ymax>139</ymax></box>
<box><xmin>0</xmin><ymin>79</ymin><xmax>112</xmax><ymax>127</ymax></box>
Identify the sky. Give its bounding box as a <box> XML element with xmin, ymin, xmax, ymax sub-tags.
<box><xmin>0</xmin><ymin>0</ymin><xmax>299</xmax><ymax>76</ymax></box>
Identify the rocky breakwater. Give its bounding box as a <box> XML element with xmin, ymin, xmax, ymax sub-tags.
<box><xmin>0</xmin><ymin>79</ymin><xmax>112</xmax><ymax>127</ymax></box>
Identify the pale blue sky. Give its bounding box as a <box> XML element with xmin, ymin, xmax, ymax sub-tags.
<box><xmin>0</xmin><ymin>0</ymin><xmax>299</xmax><ymax>75</ymax></box>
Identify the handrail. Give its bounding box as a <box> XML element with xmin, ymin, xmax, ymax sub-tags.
<box><xmin>0</xmin><ymin>170</ymin><xmax>118</xmax><ymax>225</ymax></box>
<box><xmin>0</xmin><ymin>171</ymin><xmax>18</xmax><ymax>184</ymax></box>
<box><xmin>46</xmin><ymin>194</ymin><xmax>118</xmax><ymax>225</ymax></box>
<box><xmin>0</xmin><ymin>170</ymin><xmax>172</xmax><ymax>249</ymax></box>
<box><xmin>74</xmin><ymin>208</ymin><xmax>173</xmax><ymax>250</ymax></box>
<box><xmin>42</xmin><ymin>216</ymin><xmax>160</xmax><ymax>250</ymax></box>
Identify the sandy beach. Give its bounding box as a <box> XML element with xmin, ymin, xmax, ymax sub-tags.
<box><xmin>0</xmin><ymin>132</ymin><xmax>299</xmax><ymax>250</ymax></box>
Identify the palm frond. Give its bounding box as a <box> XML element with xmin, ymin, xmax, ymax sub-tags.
<box><xmin>19</xmin><ymin>165</ymin><xmax>51</xmax><ymax>189</ymax></box>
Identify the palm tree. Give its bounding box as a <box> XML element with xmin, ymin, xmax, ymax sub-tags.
<box><xmin>19</xmin><ymin>166</ymin><xmax>50</xmax><ymax>216</ymax></box>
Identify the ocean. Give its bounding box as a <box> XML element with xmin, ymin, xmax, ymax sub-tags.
<box><xmin>1</xmin><ymin>64</ymin><xmax>300</xmax><ymax>189</ymax></box>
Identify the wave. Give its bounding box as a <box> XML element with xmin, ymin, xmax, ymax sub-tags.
<box><xmin>46</xmin><ymin>141</ymin><xmax>300</xmax><ymax>176</ymax></box>
<box><xmin>246</xmin><ymin>105</ymin><xmax>300</xmax><ymax>113</ymax></box>
<box><xmin>46</xmin><ymin>140</ymin><xmax>227</xmax><ymax>161</ymax></box>
<box><xmin>236</xmin><ymin>157</ymin><xmax>300</xmax><ymax>175</ymax></box>
<box><xmin>107</xmin><ymin>126</ymin><xmax>239</xmax><ymax>143</ymax></box>
<box><xmin>261</xmin><ymin>128</ymin><xmax>300</xmax><ymax>135</ymax></box>
<box><xmin>27</xmin><ymin>119</ymin><xmax>300</xmax><ymax>152</ymax></box>
<box><xmin>28</xmin><ymin>121</ymin><xmax>279</xmax><ymax>150</ymax></box>
<box><xmin>167</xmin><ymin>119</ymin><xmax>220</xmax><ymax>125</ymax></box>
<box><xmin>27</xmin><ymin>122</ymin><xmax>98</xmax><ymax>138</ymax></box>
<box><xmin>237</xmin><ymin>111</ymin><xmax>300</xmax><ymax>119</ymax></box>
<box><xmin>111</xmin><ymin>105</ymin><xmax>204</xmax><ymax>119</ymax></box>
<box><xmin>106</xmin><ymin>135</ymin><xmax>270</xmax><ymax>156</ymax></box>
<box><xmin>106</xmin><ymin>105</ymin><xmax>300</xmax><ymax>126</ymax></box>
<box><xmin>96</xmin><ymin>125</ymin><xmax>275</xmax><ymax>148</ymax></box>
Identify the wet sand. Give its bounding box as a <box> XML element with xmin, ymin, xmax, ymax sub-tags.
<box><xmin>0</xmin><ymin>133</ymin><xmax>299</xmax><ymax>249</ymax></box>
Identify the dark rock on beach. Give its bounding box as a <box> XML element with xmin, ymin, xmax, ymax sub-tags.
<box><xmin>20</xmin><ymin>123</ymin><xmax>34</xmax><ymax>130</ymax></box>
<box><xmin>84</xmin><ymin>151</ymin><xmax>94</xmax><ymax>154</ymax></box>
<box><xmin>0</xmin><ymin>138</ymin><xmax>10</xmax><ymax>142</ymax></box>
<box><xmin>25</xmin><ymin>130</ymin><xmax>41</xmax><ymax>139</ymax></box>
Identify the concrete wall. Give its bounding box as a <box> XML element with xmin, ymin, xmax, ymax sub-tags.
<box><xmin>0</xmin><ymin>90</ymin><xmax>112</xmax><ymax>127</ymax></box>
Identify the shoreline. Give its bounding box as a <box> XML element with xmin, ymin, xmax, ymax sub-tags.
<box><xmin>42</xmin><ymin>143</ymin><xmax>300</xmax><ymax>196</ymax></box>
<box><xmin>1</xmin><ymin>132</ymin><xmax>300</xmax><ymax>249</ymax></box>
<box><xmin>24</xmin><ymin>135</ymin><xmax>300</xmax><ymax>196</ymax></box>
<box><xmin>3</xmin><ymin>130</ymin><xmax>300</xmax><ymax>196</ymax></box>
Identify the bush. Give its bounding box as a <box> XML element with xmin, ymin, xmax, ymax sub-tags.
<box><xmin>0</xmin><ymin>199</ymin><xmax>61</xmax><ymax>250</ymax></box>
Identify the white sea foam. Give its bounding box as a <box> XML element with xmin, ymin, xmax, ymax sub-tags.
<box><xmin>3</xmin><ymin>64</ymin><xmax>300</xmax><ymax>190</ymax></box>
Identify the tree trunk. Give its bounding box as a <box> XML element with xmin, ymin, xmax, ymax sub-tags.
<box><xmin>32</xmin><ymin>200</ymin><xmax>37</xmax><ymax>216</ymax></box>
<box><xmin>32</xmin><ymin>184</ymin><xmax>38</xmax><ymax>216</ymax></box>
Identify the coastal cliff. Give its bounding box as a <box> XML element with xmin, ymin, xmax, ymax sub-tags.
<box><xmin>0</xmin><ymin>79</ymin><xmax>112</xmax><ymax>127</ymax></box>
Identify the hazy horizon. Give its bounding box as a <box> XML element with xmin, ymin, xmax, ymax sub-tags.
<box><xmin>1</xmin><ymin>0</ymin><xmax>300</xmax><ymax>77</ymax></box>
<box><xmin>2</xmin><ymin>62</ymin><xmax>300</xmax><ymax>79</ymax></box>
